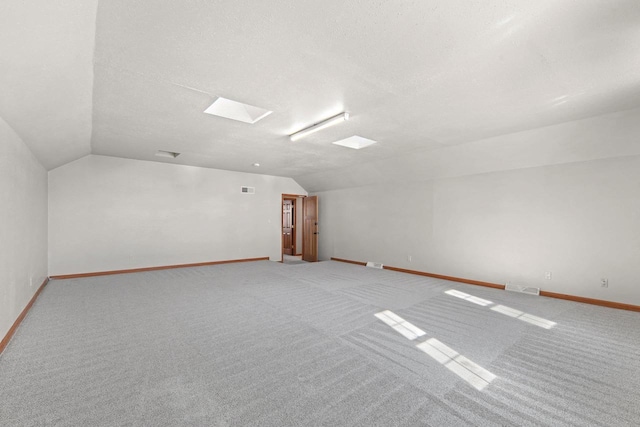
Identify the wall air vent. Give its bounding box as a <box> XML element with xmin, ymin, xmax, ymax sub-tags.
<box><xmin>241</xmin><ymin>186</ymin><xmax>255</xmax><ymax>194</ymax></box>
<box><xmin>366</xmin><ymin>262</ymin><xmax>384</xmax><ymax>269</ymax></box>
<box><xmin>505</xmin><ymin>283</ymin><xmax>540</xmax><ymax>296</ymax></box>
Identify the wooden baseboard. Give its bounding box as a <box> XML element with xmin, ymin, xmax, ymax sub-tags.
<box><xmin>0</xmin><ymin>278</ymin><xmax>49</xmax><ymax>355</ymax></box>
<box><xmin>50</xmin><ymin>257</ymin><xmax>270</xmax><ymax>280</ymax></box>
<box><xmin>330</xmin><ymin>257</ymin><xmax>503</xmax><ymax>289</ymax></box>
<box><xmin>539</xmin><ymin>290</ymin><xmax>640</xmax><ymax>312</ymax></box>
<box><xmin>294</xmin><ymin>253</ymin><xmax>302</xmax><ymax>257</ymax></box>
<box><xmin>330</xmin><ymin>257</ymin><xmax>640</xmax><ymax>312</ymax></box>
<box><xmin>331</xmin><ymin>257</ymin><xmax>367</xmax><ymax>266</ymax></box>
<box><xmin>383</xmin><ymin>265</ymin><xmax>505</xmax><ymax>290</ymax></box>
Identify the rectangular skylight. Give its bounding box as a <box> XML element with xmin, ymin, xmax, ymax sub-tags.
<box><xmin>332</xmin><ymin>135</ymin><xmax>377</xmax><ymax>150</ymax></box>
<box><xmin>204</xmin><ymin>97</ymin><xmax>272</xmax><ymax>124</ymax></box>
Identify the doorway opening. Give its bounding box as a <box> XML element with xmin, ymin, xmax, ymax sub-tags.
<box><xmin>282</xmin><ymin>196</ymin><xmax>299</xmax><ymax>257</ymax></box>
<box><xmin>281</xmin><ymin>194</ymin><xmax>318</xmax><ymax>263</ymax></box>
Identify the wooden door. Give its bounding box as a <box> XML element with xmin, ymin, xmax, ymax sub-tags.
<box><xmin>282</xmin><ymin>199</ymin><xmax>294</xmax><ymax>255</ymax></box>
<box><xmin>302</xmin><ymin>196</ymin><xmax>318</xmax><ymax>262</ymax></box>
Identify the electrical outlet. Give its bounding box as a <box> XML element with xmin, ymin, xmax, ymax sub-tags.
<box><xmin>601</xmin><ymin>278</ymin><xmax>608</xmax><ymax>288</ymax></box>
<box><xmin>407</xmin><ymin>255</ymin><xmax>412</xmax><ymax>262</ymax></box>
<box><xmin>544</xmin><ymin>272</ymin><xmax>552</xmax><ymax>280</ymax></box>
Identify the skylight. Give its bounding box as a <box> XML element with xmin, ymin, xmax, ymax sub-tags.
<box><xmin>332</xmin><ymin>135</ymin><xmax>377</xmax><ymax>150</ymax></box>
<box><xmin>204</xmin><ymin>97</ymin><xmax>272</xmax><ymax>124</ymax></box>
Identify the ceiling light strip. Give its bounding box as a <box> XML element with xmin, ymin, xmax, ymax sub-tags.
<box><xmin>290</xmin><ymin>112</ymin><xmax>349</xmax><ymax>141</ymax></box>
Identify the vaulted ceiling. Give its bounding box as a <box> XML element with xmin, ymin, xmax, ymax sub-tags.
<box><xmin>3</xmin><ymin>1</ymin><xmax>640</xmax><ymax>192</ymax></box>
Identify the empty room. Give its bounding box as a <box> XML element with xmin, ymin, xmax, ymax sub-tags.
<box><xmin>2</xmin><ymin>1</ymin><xmax>640</xmax><ymax>426</ymax></box>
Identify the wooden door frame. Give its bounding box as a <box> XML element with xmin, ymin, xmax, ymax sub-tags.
<box><xmin>282</xmin><ymin>197</ymin><xmax>296</xmax><ymax>257</ymax></box>
<box><xmin>281</xmin><ymin>194</ymin><xmax>306</xmax><ymax>263</ymax></box>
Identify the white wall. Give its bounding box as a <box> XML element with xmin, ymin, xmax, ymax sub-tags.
<box><xmin>49</xmin><ymin>155</ymin><xmax>306</xmax><ymax>275</ymax></box>
<box><xmin>317</xmin><ymin>155</ymin><xmax>640</xmax><ymax>306</ymax></box>
<box><xmin>0</xmin><ymin>117</ymin><xmax>48</xmax><ymax>340</ymax></box>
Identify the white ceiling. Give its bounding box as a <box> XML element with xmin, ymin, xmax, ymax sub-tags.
<box><xmin>3</xmin><ymin>0</ymin><xmax>640</xmax><ymax>191</ymax></box>
<box><xmin>0</xmin><ymin>0</ymin><xmax>97</xmax><ymax>169</ymax></box>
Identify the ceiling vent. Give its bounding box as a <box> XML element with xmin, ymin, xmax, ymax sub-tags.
<box><xmin>155</xmin><ymin>150</ymin><xmax>180</xmax><ymax>158</ymax></box>
<box><xmin>505</xmin><ymin>283</ymin><xmax>540</xmax><ymax>296</ymax></box>
<box><xmin>241</xmin><ymin>186</ymin><xmax>255</xmax><ymax>194</ymax></box>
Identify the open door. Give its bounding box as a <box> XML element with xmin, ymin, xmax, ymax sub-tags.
<box><xmin>302</xmin><ymin>196</ymin><xmax>318</xmax><ymax>262</ymax></box>
<box><xmin>282</xmin><ymin>199</ymin><xmax>295</xmax><ymax>255</ymax></box>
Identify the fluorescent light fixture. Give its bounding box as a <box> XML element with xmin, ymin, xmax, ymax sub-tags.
<box><xmin>155</xmin><ymin>150</ymin><xmax>180</xmax><ymax>158</ymax></box>
<box><xmin>332</xmin><ymin>135</ymin><xmax>377</xmax><ymax>150</ymax></box>
<box><xmin>290</xmin><ymin>112</ymin><xmax>349</xmax><ymax>141</ymax></box>
<box><xmin>204</xmin><ymin>97</ymin><xmax>272</xmax><ymax>124</ymax></box>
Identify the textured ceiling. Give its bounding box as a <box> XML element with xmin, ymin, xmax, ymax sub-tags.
<box><xmin>0</xmin><ymin>0</ymin><xmax>97</xmax><ymax>169</ymax></box>
<box><xmin>3</xmin><ymin>1</ymin><xmax>640</xmax><ymax>191</ymax></box>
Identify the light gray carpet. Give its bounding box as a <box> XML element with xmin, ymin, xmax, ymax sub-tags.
<box><xmin>1</xmin><ymin>260</ymin><xmax>639</xmax><ymax>426</ymax></box>
<box><xmin>283</xmin><ymin>255</ymin><xmax>307</xmax><ymax>265</ymax></box>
